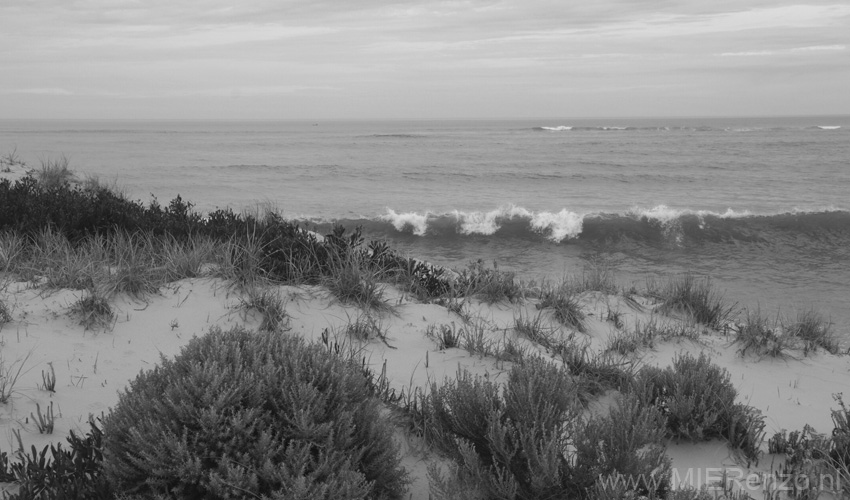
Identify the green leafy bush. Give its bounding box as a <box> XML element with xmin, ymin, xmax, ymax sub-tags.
<box><xmin>575</xmin><ymin>394</ymin><xmax>671</xmax><ymax>499</ymax></box>
<box><xmin>423</xmin><ymin>357</ymin><xmax>669</xmax><ymax>499</ymax></box>
<box><xmin>0</xmin><ymin>416</ymin><xmax>112</xmax><ymax>499</ymax></box>
<box><xmin>635</xmin><ymin>352</ymin><xmax>765</xmax><ymax>465</ymax></box>
<box><xmin>102</xmin><ymin>326</ymin><xmax>408</xmax><ymax>499</ymax></box>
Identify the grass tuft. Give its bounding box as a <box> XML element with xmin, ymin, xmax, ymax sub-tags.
<box><xmin>36</xmin><ymin>156</ymin><xmax>75</xmax><ymax>189</ymax></box>
<box><xmin>649</xmin><ymin>273</ymin><xmax>736</xmax><ymax>329</ymax></box>
<box><xmin>537</xmin><ymin>285</ymin><xmax>586</xmax><ymax>333</ymax></box>
<box><xmin>784</xmin><ymin>308</ymin><xmax>838</xmax><ymax>355</ymax></box>
<box><xmin>241</xmin><ymin>286</ymin><xmax>288</xmax><ymax>332</ymax></box>
<box><xmin>70</xmin><ymin>291</ymin><xmax>114</xmax><ymax>331</ymax></box>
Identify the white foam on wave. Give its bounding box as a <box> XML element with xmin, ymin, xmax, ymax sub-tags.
<box><xmin>539</xmin><ymin>126</ymin><xmax>573</xmax><ymax>131</ymax></box>
<box><xmin>530</xmin><ymin>209</ymin><xmax>584</xmax><ymax>242</ymax></box>
<box><xmin>628</xmin><ymin>205</ymin><xmax>753</xmax><ymax>230</ymax></box>
<box><xmin>817</xmin><ymin>125</ymin><xmax>841</xmax><ymax>130</ymax></box>
<box><xmin>380</xmin><ymin>208</ymin><xmax>429</xmax><ymax>236</ymax></box>
<box><xmin>454</xmin><ymin>205</ymin><xmax>533</xmax><ymax>236</ymax></box>
<box><xmin>628</xmin><ymin>205</ymin><xmax>753</xmax><ymax>221</ymax></box>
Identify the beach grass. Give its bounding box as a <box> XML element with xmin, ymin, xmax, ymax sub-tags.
<box><xmin>648</xmin><ymin>273</ymin><xmax>737</xmax><ymax>329</ymax></box>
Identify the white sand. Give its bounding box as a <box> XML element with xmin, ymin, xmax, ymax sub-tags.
<box><xmin>0</xmin><ymin>276</ymin><xmax>848</xmax><ymax>497</ymax></box>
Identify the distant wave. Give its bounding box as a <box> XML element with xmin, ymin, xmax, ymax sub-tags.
<box><xmin>361</xmin><ymin>134</ymin><xmax>426</xmax><ymax>138</ymax></box>
<box><xmin>532</xmin><ymin>125</ymin><xmax>844</xmax><ymax>133</ymax></box>
<box><xmin>300</xmin><ymin>205</ymin><xmax>850</xmax><ymax>249</ymax></box>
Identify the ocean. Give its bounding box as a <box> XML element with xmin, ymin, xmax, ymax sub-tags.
<box><xmin>1</xmin><ymin>117</ymin><xmax>848</xmax><ymax>343</ymax></box>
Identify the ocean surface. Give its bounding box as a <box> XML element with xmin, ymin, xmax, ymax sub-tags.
<box><xmin>2</xmin><ymin>117</ymin><xmax>849</xmax><ymax>343</ymax></box>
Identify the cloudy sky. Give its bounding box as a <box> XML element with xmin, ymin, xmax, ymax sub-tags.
<box><xmin>1</xmin><ymin>0</ymin><xmax>848</xmax><ymax>119</ymax></box>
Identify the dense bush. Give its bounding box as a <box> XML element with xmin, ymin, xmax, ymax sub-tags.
<box><xmin>102</xmin><ymin>326</ymin><xmax>408</xmax><ymax>499</ymax></box>
<box><xmin>0</xmin><ymin>173</ymin><xmax>457</xmax><ymax>299</ymax></box>
<box><xmin>635</xmin><ymin>352</ymin><xmax>765</xmax><ymax>465</ymax></box>
<box><xmin>424</xmin><ymin>357</ymin><xmax>670</xmax><ymax>499</ymax></box>
<box><xmin>574</xmin><ymin>394</ymin><xmax>671</xmax><ymax>499</ymax></box>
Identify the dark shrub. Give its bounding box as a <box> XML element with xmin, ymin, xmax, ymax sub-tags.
<box><xmin>635</xmin><ymin>352</ymin><xmax>765</xmax><ymax>465</ymax></box>
<box><xmin>424</xmin><ymin>357</ymin><xmax>669</xmax><ymax>499</ymax></box>
<box><xmin>575</xmin><ymin>394</ymin><xmax>671</xmax><ymax>499</ymax></box>
<box><xmin>0</xmin><ymin>417</ymin><xmax>112</xmax><ymax>499</ymax></box>
<box><xmin>102</xmin><ymin>326</ymin><xmax>408</xmax><ymax>499</ymax></box>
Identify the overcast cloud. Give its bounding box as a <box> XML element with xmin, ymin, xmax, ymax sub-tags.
<box><xmin>1</xmin><ymin>0</ymin><xmax>848</xmax><ymax>119</ymax></box>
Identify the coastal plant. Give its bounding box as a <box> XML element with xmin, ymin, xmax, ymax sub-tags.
<box><xmin>733</xmin><ymin>308</ymin><xmax>790</xmax><ymax>358</ymax></box>
<box><xmin>40</xmin><ymin>362</ymin><xmax>56</xmax><ymax>393</ymax></box>
<box><xmin>425</xmin><ymin>358</ymin><xmax>675</xmax><ymax>499</ymax></box>
<box><xmin>100</xmin><ymin>230</ymin><xmax>163</xmax><ymax>297</ymax></box>
<box><xmin>537</xmin><ymin>284</ymin><xmax>586</xmax><ymax>333</ymax></box>
<box><xmin>102</xmin><ymin>325</ymin><xmax>408</xmax><ymax>499</ymax></box>
<box><xmin>425</xmin><ymin>323</ymin><xmax>462</xmax><ymax>350</ymax></box>
<box><xmin>0</xmin><ymin>299</ymin><xmax>11</xmax><ymax>330</ymax></box>
<box><xmin>605</xmin><ymin>303</ymin><xmax>624</xmax><ymax>329</ymax></box>
<box><xmin>36</xmin><ymin>155</ymin><xmax>76</xmax><ymax>189</ymax></box>
<box><xmin>784</xmin><ymin>308</ymin><xmax>838</xmax><ymax>355</ymax></box>
<box><xmin>455</xmin><ymin>259</ymin><xmax>525</xmax><ymax>304</ymax></box>
<box><xmin>608</xmin><ymin>316</ymin><xmax>700</xmax><ymax>355</ymax></box>
<box><xmin>240</xmin><ymin>286</ymin><xmax>288</xmax><ymax>332</ymax></box>
<box><xmin>70</xmin><ymin>290</ymin><xmax>115</xmax><ymax>330</ymax></box>
<box><xmin>31</xmin><ymin>401</ymin><xmax>55</xmax><ymax>434</ymax></box>
<box><xmin>0</xmin><ymin>231</ymin><xmax>27</xmax><ymax>273</ymax></box>
<box><xmin>831</xmin><ymin>394</ymin><xmax>850</xmax><ymax>471</ymax></box>
<box><xmin>574</xmin><ymin>394</ymin><xmax>671</xmax><ymax>499</ymax></box>
<box><xmin>649</xmin><ymin>273</ymin><xmax>736</xmax><ymax>329</ymax></box>
<box><xmin>345</xmin><ymin>313</ymin><xmax>392</xmax><ymax>346</ymax></box>
<box><xmin>567</xmin><ymin>254</ymin><xmax>618</xmax><ymax>294</ymax></box>
<box><xmin>423</xmin><ymin>359</ymin><xmax>582</xmax><ymax>499</ymax></box>
<box><xmin>555</xmin><ymin>339</ymin><xmax>634</xmax><ymax>398</ymax></box>
<box><xmin>29</xmin><ymin>227</ymin><xmax>97</xmax><ymax>290</ymax></box>
<box><xmin>513</xmin><ymin>309</ymin><xmax>558</xmax><ymax>349</ymax></box>
<box><xmin>322</xmin><ymin>252</ymin><xmax>389</xmax><ymax>311</ymax></box>
<box><xmin>0</xmin><ymin>351</ymin><xmax>32</xmax><ymax>404</ymax></box>
<box><xmin>635</xmin><ymin>352</ymin><xmax>765</xmax><ymax>464</ymax></box>
<box><xmin>460</xmin><ymin>318</ymin><xmax>498</xmax><ymax>358</ymax></box>
<box><xmin>0</xmin><ymin>415</ymin><xmax>113</xmax><ymax>499</ymax></box>
<box><xmin>159</xmin><ymin>232</ymin><xmax>217</xmax><ymax>281</ymax></box>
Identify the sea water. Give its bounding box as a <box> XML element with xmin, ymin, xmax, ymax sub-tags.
<box><xmin>1</xmin><ymin>117</ymin><xmax>848</xmax><ymax>343</ymax></box>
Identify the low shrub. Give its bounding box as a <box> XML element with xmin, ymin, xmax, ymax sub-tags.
<box><xmin>575</xmin><ymin>394</ymin><xmax>671</xmax><ymax>499</ymax></box>
<box><xmin>635</xmin><ymin>352</ymin><xmax>765</xmax><ymax>465</ymax></box>
<box><xmin>102</xmin><ymin>326</ymin><xmax>408</xmax><ymax>499</ymax></box>
<box><xmin>0</xmin><ymin>416</ymin><xmax>112</xmax><ymax>499</ymax></box>
<box><xmin>424</xmin><ymin>358</ymin><xmax>673</xmax><ymax>499</ymax></box>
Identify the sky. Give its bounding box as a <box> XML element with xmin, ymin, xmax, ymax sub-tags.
<box><xmin>1</xmin><ymin>0</ymin><xmax>848</xmax><ymax>119</ymax></box>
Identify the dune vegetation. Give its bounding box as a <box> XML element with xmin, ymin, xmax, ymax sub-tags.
<box><xmin>0</xmin><ymin>162</ymin><xmax>847</xmax><ymax>499</ymax></box>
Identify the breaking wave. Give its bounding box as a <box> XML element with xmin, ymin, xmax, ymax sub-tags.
<box><xmin>301</xmin><ymin>205</ymin><xmax>850</xmax><ymax>250</ymax></box>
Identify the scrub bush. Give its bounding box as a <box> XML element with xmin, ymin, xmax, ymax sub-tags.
<box><xmin>102</xmin><ymin>326</ymin><xmax>408</xmax><ymax>499</ymax></box>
